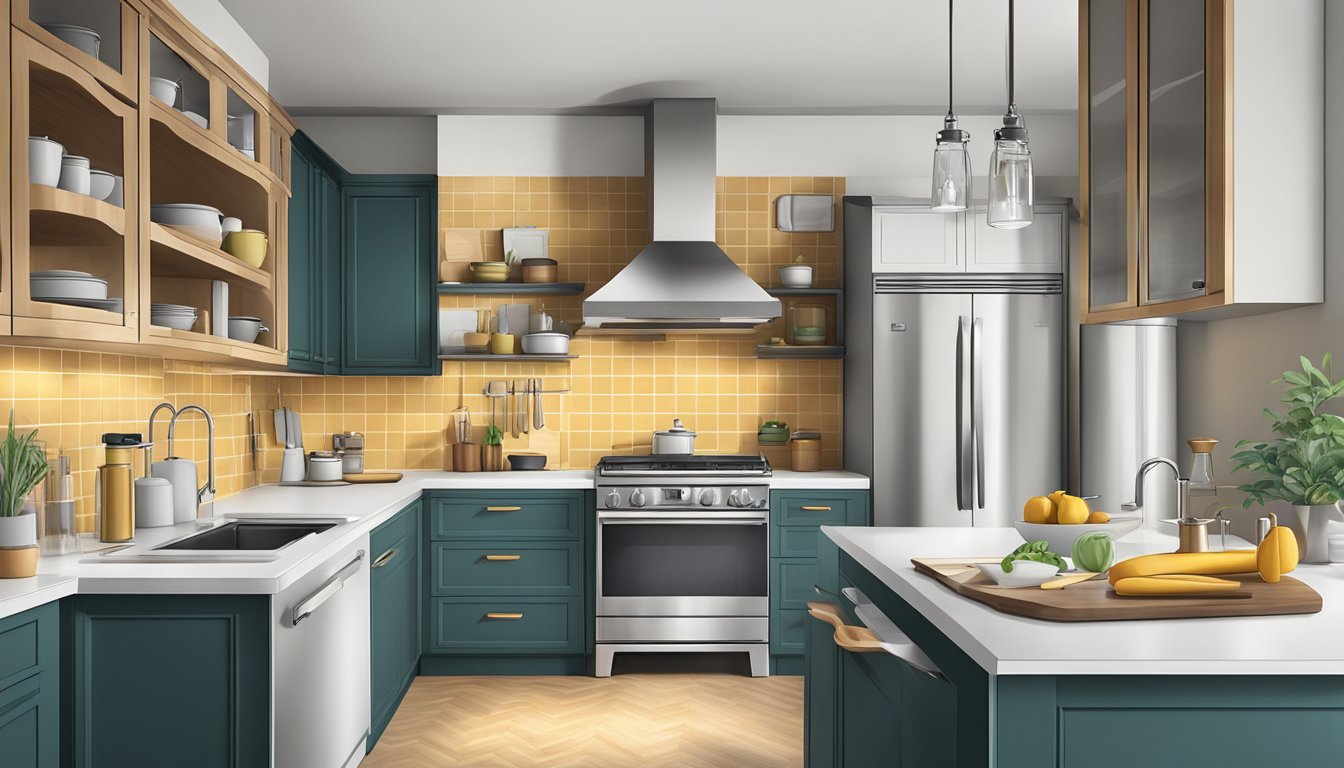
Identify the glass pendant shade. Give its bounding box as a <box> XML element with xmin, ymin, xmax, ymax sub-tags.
<box><xmin>931</xmin><ymin>136</ymin><xmax>972</xmax><ymax>212</ymax></box>
<box><xmin>987</xmin><ymin>136</ymin><xmax>1033</xmax><ymax>229</ymax></box>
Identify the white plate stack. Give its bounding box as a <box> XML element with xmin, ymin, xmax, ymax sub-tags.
<box><xmin>150</xmin><ymin>303</ymin><xmax>198</xmax><ymax>330</ymax></box>
<box><xmin>30</xmin><ymin>270</ymin><xmax>123</xmax><ymax>313</ymax></box>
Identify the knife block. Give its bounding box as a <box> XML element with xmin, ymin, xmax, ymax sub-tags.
<box><xmin>481</xmin><ymin>444</ymin><xmax>503</xmax><ymax>472</ymax></box>
<box><xmin>452</xmin><ymin>442</ymin><xmax>481</xmax><ymax>472</ymax></box>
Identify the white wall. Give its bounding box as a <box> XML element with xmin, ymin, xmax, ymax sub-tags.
<box><xmin>168</xmin><ymin>0</ymin><xmax>267</xmax><ymax>88</ymax></box>
<box><xmin>298</xmin><ymin>116</ymin><xmax>437</xmax><ymax>174</ymax></box>
<box><xmin>437</xmin><ymin>116</ymin><xmax>645</xmax><ymax>177</ymax></box>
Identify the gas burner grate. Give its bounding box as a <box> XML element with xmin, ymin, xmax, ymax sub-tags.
<box><xmin>597</xmin><ymin>454</ymin><xmax>772</xmax><ymax>476</ymax></box>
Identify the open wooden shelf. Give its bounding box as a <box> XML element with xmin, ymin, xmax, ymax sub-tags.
<box><xmin>765</xmin><ymin>287</ymin><xmax>842</xmax><ymax>297</ymax></box>
<box><xmin>149</xmin><ymin>222</ymin><xmax>271</xmax><ymax>289</ymax></box>
<box><xmin>146</xmin><ymin>324</ymin><xmax>284</xmax><ymax>365</ymax></box>
<box><xmin>755</xmin><ymin>344</ymin><xmax>846</xmax><ymax>360</ymax></box>
<box><xmin>437</xmin><ymin>282</ymin><xmax>586</xmax><ymax>296</ymax></box>
<box><xmin>148</xmin><ymin>101</ymin><xmax>283</xmax><ymax>194</ymax></box>
<box><xmin>29</xmin><ymin>185</ymin><xmax>125</xmax><ymax>241</ymax></box>
<box><xmin>437</xmin><ymin>354</ymin><xmax>578</xmax><ymax>362</ymax></box>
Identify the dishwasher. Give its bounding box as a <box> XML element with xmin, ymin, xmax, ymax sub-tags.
<box><xmin>273</xmin><ymin>534</ymin><xmax>371</xmax><ymax>768</ymax></box>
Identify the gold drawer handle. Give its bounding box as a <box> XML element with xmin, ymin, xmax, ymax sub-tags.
<box><xmin>486</xmin><ymin>612</ymin><xmax>524</xmax><ymax>620</ymax></box>
<box><xmin>486</xmin><ymin>506</ymin><xmax>522</xmax><ymax>512</ymax></box>
<box><xmin>485</xmin><ymin>554</ymin><xmax>521</xmax><ymax>561</ymax></box>
<box><xmin>801</xmin><ymin>505</ymin><xmax>833</xmax><ymax>512</ymax></box>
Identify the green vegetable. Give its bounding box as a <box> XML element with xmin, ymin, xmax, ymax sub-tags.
<box><xmin>1071</xmin><ymin>532</ymin><xmax>1117</xmax><ymax>573</ymax></box>
<box><xmin>0</xmin><ymin>410</ymin><xmax>47</xmax><ymax>518</ymax></box>
<box><xmin>483</xmin><ymin>424</ymin><xmax>503</xmax><ymax>447</ymax></box>
<box><xmin>1001</xmin><ymin>540</ymin><xmax>1067</xmax><ymax>573</ymax></box>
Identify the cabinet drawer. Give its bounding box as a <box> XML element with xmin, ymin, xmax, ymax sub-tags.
<box><xmin>0</xmin><ymin>604</ymin><xmax>54</xmax><ymax>691</ymax></box>
<box><xmin>430</xmin><ymin>541</ymin><xmax>581</xmax><ymax>596</ymax></box>
<box><xmin>371</xmin><ymin>500</ymin><xmax>420</xmax><ymax>555</ymax></box>
<box><xmin>429</xmin><ymin>492</ymin><xmax>584</xmax><ymax>540</ymax></box>
<box><xmin>428</xmin><ymin>598</ymin><xmax>583</xmax><ymax>654</ymax></box>
<box><xmin>773</xmin><ymin>490</ymin><xmax>869</xmax><ymax>528</ymax></box>
<box><xmin>772</xmin><ymin>558</ymin><xmax>820</xmax><ymax>611</ymax></box>
<box><xmin>770</xmin><ymin>608</ymin><xmax>808</xmax><ymax>656</ymax></box>
<box><xmin>775</xmin><ymin>526</ymin><xmax>823</xmax><ymax>558</ymax></box>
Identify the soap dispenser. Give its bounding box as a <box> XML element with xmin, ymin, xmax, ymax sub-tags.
<box><xmin>95</xmin><ymin>433</ymin><xmax>141</xmax><ymax>542</ymax></box>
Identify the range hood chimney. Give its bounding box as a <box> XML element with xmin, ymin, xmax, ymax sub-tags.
<box><xmin>583</xmin><ymin>99</ymin><xmax>781</xmax><ymax>332</ymax></box>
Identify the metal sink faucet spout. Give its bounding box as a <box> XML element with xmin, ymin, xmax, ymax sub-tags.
<box><xmin>1122</xmin><ymin>456</ymin><xmax>1188</xmax><ymax>520</ymax></box>
<box><xmin>168</xmin><ymin>404</ymin><xmax>216</xmax><ymax>515</ymax></box>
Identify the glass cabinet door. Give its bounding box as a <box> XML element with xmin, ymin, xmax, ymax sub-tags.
<box><xmin>1144</xmin><ymin>0</ymin><xmax>1207</xmax><ymax>302</ymax></box>
<box><xmin>1086</xmin><ymin>0</ymin><xmax>1134</xmax><ymax>311</ymax></box>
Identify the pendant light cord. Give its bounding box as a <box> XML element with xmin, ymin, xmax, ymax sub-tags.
<box><xmin>946</xmin><ymin>0</ymin><xmax>955</xmax><ymax>120</ymax></box>
<box><xmin>1007</xmin><ymin>0</ymin><xmax>1015</xmax><ymax>111</ymax></box>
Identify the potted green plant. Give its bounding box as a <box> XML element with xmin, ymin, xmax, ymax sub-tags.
<box><xmin>481</xmin><ymin>423</ymin><xmax>504</xmax><ymax>472</ymax></box>
<box><xmin>0</xmin><ymin>411</ymin><xmax>48</xmax><ymax>578</ymax></box>
<box><xmin>1232</xmin><ymin>354</ymin><xmax>1344</xmax><ymax>563</ymax></box>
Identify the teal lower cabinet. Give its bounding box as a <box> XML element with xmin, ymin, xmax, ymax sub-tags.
<box><xmin>370</xmin><ymin>500</ymin><xmax>423</xmax><ymax>750</ymax></box>
<box><xmin>772</xmin><ymin>489</ymin><xmax>869</xmax><ymax>674</ymax></box>
<box><xmin>62</xmin><ymin>595</ymin><xmax>270</xmax><ymax>768</ymax></box>
<box><xmin>420</xmin><ymin>490</ymin><xmax>594</xmax><ymax>676</ymax></box>
<box><xmin>806</xmin><ymin>537</ymin><xmax>1344</xmax><ymax>768</ymax></box>
<box><xmin>0</xmin><ymin>602</ymin><xmax>59</xmax><ymax>768</ymax></box>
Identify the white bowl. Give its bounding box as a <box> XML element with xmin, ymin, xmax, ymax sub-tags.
<box><xmin>28</xmin><ymin>136</ymin><xmax>64</xmax><ymax>187</ymax></box>
<box><xmin>38</xmin><ymin>23</ymin><xmax>101</xmax><ymax>58</ymax></box>
<box><xmin>976</xmin><ymin>560</ymin><xmax>1062</xmax><ymax>588</ymax></box>
<box><xmin>1013</xmin><ymin>517</ymin><xmax>1143</xmax><ymax>555</ymax></box>
<box><xmin>182</xmin><ymin>110</ymin><xmax>208</xmax><ymax>129</ymax></box>
<box><xmin>31</xmin><ymin>270</ymin><xmax>108</xmax><ymax>301</ymax></box>
<box><xmin>150</xmin><ymin>77</ymin><xmax>179</xmax><ymax>107</ymax></box>
<box><xmin>58</xmin><ymin>155</ymin><xmax>90</xmax><ymax>195</ymax></box>
<box><xmin>151</xmin><ymin>203</ymin><xmax>224</xmax><ymax>246</ymax></box>
<box><xmin>227</xmin><ymin>316</ymin><xmax>269</xmax><ymax>344</ymax></box>
<box><xmin>151</xmin><ymin>313</ymin><xmax>197</xmax><ymax>331</ymax></box>
<box><xmin>521</xmin><ymin>332</ymin><xmax>570</xmax><ymax>355</ymax></box>
<box><xmin>779</xmin><ymin>265</ymin><xmax>814</xmax><ymax>288</ymax></box>
<box><xmin>88</xmin><ymin>170</ymin><xmax>116</xmax><ymax>201</ymax></box>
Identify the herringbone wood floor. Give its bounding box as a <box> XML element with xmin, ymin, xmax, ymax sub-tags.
<box><xmin>361</xmin><ymin>673</ymin><xmax>805</xmax><ymax>767</ymax></box>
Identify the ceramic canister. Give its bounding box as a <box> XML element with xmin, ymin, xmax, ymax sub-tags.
<box><xmin>151</xmin><ymin>457</ymin><xmax>199</xmax><ymax>523</ymax></box>
<box><xmin>58</xmin><ymin>155</ymin><xmax>91</xmax><ymax>195</ymax></box>
<box><xmin>134</xmin><ymin>477</ymin><xmax>174</xmax><ymax>528</ymax></box>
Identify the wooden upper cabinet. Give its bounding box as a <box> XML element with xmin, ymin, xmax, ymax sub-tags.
<box><xmin>13</xmin><ymin>0</ymin><xmax>140</xmax><ymax>103</ymax></box>
<box><xmin>1080</xmin><ymin>0</ymin><xmax>1323</xmax><ymax>323</ymax></box>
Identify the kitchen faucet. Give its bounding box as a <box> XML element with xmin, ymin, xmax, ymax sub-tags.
<box><xmin>168</xmin><ymin>404</ymin><xmax>216</xmax><ymax>515</ymax></box>
<box><xmin>1122</xmin><ymin>457</ymin><xmax>1188</xmax><ymax>520</ymax></box>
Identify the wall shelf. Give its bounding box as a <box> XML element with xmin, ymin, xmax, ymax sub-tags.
<box><xmin>29</xmin><ymin>185</ymin><xmax>125</xmax><ymax>242</ymax></box>
<box><xmin>755</xmin><ymin>344</ymin><xmax>846</xmax><ymax>360</ymax></box>
<box><xmin>437</xmin><ymin>354</ymin><xmax>577</xmax><ymax>362</ymax></box>
<box><xmin>149</xmin><ymin>223</ymin><xmax>271</xmax><ymax>289</ymax></box>
<box><xmin>764</xmin><ymin>287</ymin><xmax>842</xmax><ymax>297</ymax></box>
<box><xmin>437</xmin><ymin>282</ymin><xmax>585</xmax><ymax>296</ymax></box>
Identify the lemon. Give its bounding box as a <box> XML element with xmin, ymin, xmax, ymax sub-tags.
<box><xmin>1056</xmin><ymin>495</ymin><xmax>1090</xmax><ymax>525</ymax></box>
<box><xmin>1044</xmin><ymin>490</ymin><xmax>1067</xmax><ymax>524</ymax></box>
<box><xmin>1087</xmin><ymin>510</ymin><xmax>1111</xmax><ymax>524</ymax></box>
<box><xmin>1023</xmin><ymin>496</ymin><xmax>1053</xmax><ymax>524</ymax></box>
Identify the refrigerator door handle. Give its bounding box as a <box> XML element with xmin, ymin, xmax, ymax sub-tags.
<box><xmin>972</xmin><ymin>317</ymin><xmax>986</xmax><ymax>511</ymax></box>
<box><xmin>956</xmin><ymin>316</ymin><xmax>972</xmax><ymax>511</ymax></box>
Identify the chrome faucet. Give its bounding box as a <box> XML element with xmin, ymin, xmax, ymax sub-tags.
<box><xmin>168</xmin><ymin>404</ymin><xmax>216</xmax><ymax>514</ymax></box>
<box><xmin>1122</xmin><ymin>456</ymin><xmax>1188</xmax><ymax>519</ymax></box>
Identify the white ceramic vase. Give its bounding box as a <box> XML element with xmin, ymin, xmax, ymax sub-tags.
<box><xmin>0</xmin><ymin>514</ymin><xmax>38</xmax><ymax>548</ymax></box>
<box><xmin>1295</xmin><ymin>502</ymin><xmax>1343</xmax><ymax>564</ymax></box>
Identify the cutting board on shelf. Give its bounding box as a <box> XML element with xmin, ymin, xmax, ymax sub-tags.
<box><xmin>912</xmin><ymin>557</ymin><xmax>1323</xmax><ymax>622</ymax></box>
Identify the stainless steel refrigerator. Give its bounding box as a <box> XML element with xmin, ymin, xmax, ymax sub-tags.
<box><xmin>844</xmin><ymin>200</ymin><xmax>1067</xmax><ymax>527</ymax></box>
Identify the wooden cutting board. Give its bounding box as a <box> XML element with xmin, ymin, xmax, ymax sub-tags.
<box><xmin>343</xmin><ymin>472</ymin><xmax>403</xmax><ymax>484</ymax></box>
<box><xmin>912</xmin><ymin>557</ymin><xmax>1323</xmax><ymax>622</ymax></box>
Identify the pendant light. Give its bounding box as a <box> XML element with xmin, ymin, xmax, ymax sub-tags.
<box><xmin>987</xmin><ymin>0</ymin><xmax>1034</xmax><ymax>229</ymax></box>
<box><xmin>930</xmin><ymin>0</ymin><xmax>970</xmax><ymax>212</ymax></box>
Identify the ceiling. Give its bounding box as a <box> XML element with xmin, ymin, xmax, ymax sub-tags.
<box><xmin>219</xmin><ymin>0</ymin><xmax>1078</xmax><ymax>115</ymax></box>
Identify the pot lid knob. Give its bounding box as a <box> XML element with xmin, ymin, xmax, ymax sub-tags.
<box><xmin>670</xmin><ymin>419</ymin><xmax>687</xmax><ymax>433</ymax></box>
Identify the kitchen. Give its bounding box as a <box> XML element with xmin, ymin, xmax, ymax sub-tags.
<box><xmin>0</xmin><ymin>0</ymin><xmax>1340</xmax><ymax>767</ymax></box>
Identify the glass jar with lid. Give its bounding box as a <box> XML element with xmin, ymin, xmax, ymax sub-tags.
<box><xmin>789</xmin><ymin>304</ymin><xmax>828</xmax><ymax>346</ymax></box>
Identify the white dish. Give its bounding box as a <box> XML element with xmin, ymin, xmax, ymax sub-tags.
<box><xmin>31</xmin><ymin>272</ymin><xmax>108</xmax><ymax>301</ymax></box>
<box><xmin>227</xmin><ymin>316</ymin><xmax>269</xmax><ymax>344</ymax></box>
<box><xmin>88</xmin><ymin>170</ymin><xmax>116</xmax><ymax>201</ymax></box>
<box><xmin>150</xmin><ymin>314</ymin><xmax>197</xmax><ymax>331</ymax></box>
<box><xmin>151</xmin><ymin>203</ymin><xmax>224</xmax><ymax>246</ymax></box>
<box><xmin>149</xmin><ymin>77</ymin><xmax>178</xmax><ymax>107</ymax></box>
<box><xmin>522</xmin><ymin>332</ymin><xmax>570</xmax><ymax>355</ymax></box>
<box><xmin>27</xmin><ymin>136</ymin><xmax>64</xmax><ymax>187</ymax></box>
<box><xmin>779</xmin><ymin>265</ymin><xmax>814</xmax><ymax>288</ymax></box>
<box><xmin>36</xmin><ymin>296</ymin><xmax>123</xmax><ymax>313</ymax></box>
<box><xmin>150</xmin><ymin>303</ymin><xmax>197</xmax><ymax>313</ymax></box>
<box><xmin>182</xmin><ymin>110</ymin><xmax>208</xmax><ymax>129</ymax></box>
<box><xmin>1013</xmin><ymin>518</ymin><xmax>1143</xmax><ymax>554</ymax></box>
<box><xmin>38</xmin><ymin>23</ymin><xmax>101</xmax><ymax>58</ymax></box>
<box><xmin>976</xmin><ymin>560</ymin><xmax>1062</xmax><ymax>588</ymax></box>
<box><xmin>57</xmin><ymin>155</ymin><xmax>90</xmax><ymax>195</ymax></box>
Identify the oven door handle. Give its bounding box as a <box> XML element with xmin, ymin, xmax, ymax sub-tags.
<box><xmin>597</xmin><ymin>511</ymin><xmax>768</xmax><ymax>523</ymax></box>
<box><xmin>291</xmin><ymin>550</ymin><xmax>365</xmax><ymax>627</ymax></box>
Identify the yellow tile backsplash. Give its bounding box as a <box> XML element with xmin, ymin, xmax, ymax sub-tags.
<box><xmin>6</xmin><ymin>176</ymin><xmax>847</xmax><ymax>517</ymax></box>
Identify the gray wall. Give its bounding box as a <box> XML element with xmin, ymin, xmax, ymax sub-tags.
<box><xmin>296</xmin><ymin>116</ymin><xmax>437</xmax><ymax>174</ymax></box>
<box><xmin>1175</xmin><ymin>4</ymin><xmax>1336</xmax><ymax>532</ymax></box>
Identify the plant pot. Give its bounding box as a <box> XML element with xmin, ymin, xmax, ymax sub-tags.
<box><xmin>1295</xmin><ymin>503</ymin><xmax>1343</xmax><ymax>564</ymax></box>
<box><xmin>0</xmin><ymin>514</ymin><xmax>38</xmax><ymax>548</ymax></box>
<box><xmin>0</xmin><ymin>546</ymin><xmax>38</xmax><ymax>579</ymax></box>
<box><xmin>481</xmin><ymin>444</ymin><xmax>504</xmax><ymax>472</ymax></box>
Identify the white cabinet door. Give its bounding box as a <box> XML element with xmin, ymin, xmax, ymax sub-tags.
<box><xmin>966</xmin><ymin>206</ymin><xmax>1067</xmax><ymax>273</ymax></box>
<box><xmin>872</xmin><ymin>209</ymin><xmax>961</xmax><ymax>273</ymax></box>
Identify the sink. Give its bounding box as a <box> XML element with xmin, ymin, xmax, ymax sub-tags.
<box><xmin>154</xmin><ymin>521</ymin><xmax>336</xmax><ymax>551</ymax></box>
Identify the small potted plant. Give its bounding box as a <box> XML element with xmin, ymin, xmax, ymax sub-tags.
<box><xmin>481</xmin><ymin>423</ymin><xmax>504</xmax><ymax>472</ymax></box>
<box><xmin>779</xmin><ymin>254</ymin><xmax>813</xmax><ymax>288</ymax></box>
<box><xmin>1232</xmin><ymin>355</ymin><xmax>1344</xmax><ymax>563</ymax></box>
<box><xmin>0</xmin><ymin>411</ymin><xmax>48</xmax><ymax>578</ymax></box>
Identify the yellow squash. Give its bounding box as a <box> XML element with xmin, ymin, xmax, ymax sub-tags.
<box><xmin>1087</xmin><ymin>510</ymin><xmax>1111</xmax><ymax>524</ymax></box>
<box><xmin>1256</xmin><ymin>513</ymin><xmax>1299</xmax><ymax>584</ymax></box>
<box><xmin>1107</xmin><ymin>550</ymin><xmax>1258</xmax><ymax>584</ymax></box>
<box><xmin>1113</xmin><ymin>574</ymin><xmax>1242</xmax><ymax>597</ymax></box>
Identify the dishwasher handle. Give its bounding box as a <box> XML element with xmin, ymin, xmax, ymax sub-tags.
<box><xmin>292</xmin><ymin>550</ymin><xmax>365</xmax><ymax>627</ymax></box>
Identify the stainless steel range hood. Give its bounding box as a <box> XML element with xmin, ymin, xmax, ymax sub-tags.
<box><xmin>583</xmin><ymin>99</ymin><xmax>780</xmax><ymax>332</ymax></box>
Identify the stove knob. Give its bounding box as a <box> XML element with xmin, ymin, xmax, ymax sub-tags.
<box><xmin>699</xmin><ymin>489</ymin><xmax>718</xmax><ymax>507</ymax></box>
<box><xmin>735</xmin><ymin>489</ymin><xmax>754</xmax><ymax>508</ymax></box>
<box><xmin>604</xmin><ymin>491</ymin><xmax>621</xmax><ymax>509</ymax></box>
<box><xmin>630</xmin><ymin>489</ymin><xmax>647</xmax><ymax>508</ymax></box>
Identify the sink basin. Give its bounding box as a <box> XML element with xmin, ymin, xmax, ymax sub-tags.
<box><xmin>154</xmin><ymin>521</ymin><xmax>336</xmax><ymax>551</ymax></box>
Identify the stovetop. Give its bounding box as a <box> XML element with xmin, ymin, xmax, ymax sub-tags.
<box><xmin>596</xmin><ymin>454</ymin><xmax>772</xmax><ymax>477</ymax></box>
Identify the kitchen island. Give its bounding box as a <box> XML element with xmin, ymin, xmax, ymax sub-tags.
<box><xmin>811</xmin><ymin>526</ymin><xmax>1344</xmax><ymax>768</ymax></box>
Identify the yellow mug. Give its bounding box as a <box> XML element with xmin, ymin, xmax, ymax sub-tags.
<box><xmin>490</xmin><ymin>333</ymin><xmax>517</xmax><ymax>355</ymax></box>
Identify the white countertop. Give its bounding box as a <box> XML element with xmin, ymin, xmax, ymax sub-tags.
<box><xmin>0</xmin><ymin>468</ymin><xmax>868</xmax><ymax>620</ymax></box>
<box><xmin>826</xmin><ymin>526</ymin><xmax>1344</xmax><ymax>676</ymax></box>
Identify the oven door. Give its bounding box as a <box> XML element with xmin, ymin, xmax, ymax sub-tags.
<box><xmin>596</xmin><ymin>510</ymin><xmax>769</xmax><ymax>619</ymax></box>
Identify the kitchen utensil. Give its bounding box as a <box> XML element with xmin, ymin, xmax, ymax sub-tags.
<box><xmin>221</xmin><ymin>216</ymin><xmax>243</xmax><ymax>234</ymax></box>
<box><xmin>97</xmin><ymin>441</ymin><xmax>137</xmax><ymax>542</ymax></box>
<box><xmin>58</xmin><ymin>154</ymin><xmax>91</xmax><ymax>195</ymax></box>
<box><xmin>226</xmin><ymin>316</ymin><xmax>269</xmax><ymax>344</ymax></box>
<box><xmin>151</xmin><ymin>203</ymin><xmax>224</xmax><ymax>246</ymax></box>
<box><xmin>511</xmin><ymin>381</ymin><xmax>521</xmax><ymax>439</ymax></box>
<box><xmin>149</xmin><ymin>76</ymin><xmax>179</xmax><ymax>106</ymax></box>
<box><xmin>343</xmin><ymin>472</ymin><xmax>403</xmax><ymax>484</ymax></box>
<box><xmin>463</xmin><ymin>332</ymin><xmax>490</xmax><ymax>353</ymax></box>
<box><xmin>280</xmin><ymin>447</ymin><xmax>306</xmax><ymax>482</ymax></box>
<box><xmin>333</xmin><ymin>432</ymin><xmax>365</xmax><ymax>474</ymax></box>
<box><xmin>496</xmin><ymin>304</ymin><xmax>509</xmax><ymax>335</ymax></box>
<box><xmin>40</xmin><ymin>452</ymin><xmax>78</xmax><ymax>556</ymax></box>
<box><xmin>522</xmin><ymin>332</ymin><xmax>569</xmax><ymax>355</ymax></box>
<box><xmin>521</xmin><ymin>380</ymin><xmax>530</xmax><ymax>435</ymax></box>
<box><xmin>529</xmin><ymin>307</ymin><xmax>554</xmax><ymax>333</ymax></box>
<box><xmin>306</xmin><ymin>452</ymin><xmax>343</xmax><ymax>482</ymax></box>
<box><xmin>1012</xmin><ymin>517</ymin><xmax>1142</xmax><ymax>555</ymax></box>
<box><xmin>757</xmin><ymin>420</ymin><xmax>790</xmax><ymax>445</ymax></box>
<box><xmin>437</xmin><ymin>309</ymin><xmax>478</xmax><ymax>354</ymax></box>
<box><xmin>150</xmin><ymin>456</ymin><xmax>198</xmax><ymax>524</ymax></box>
<box><xmin>468</xmin><ymin>262</ymin><xmax>510</xmax><ymax>283</ymax></box>
<box><xmin>39</xmin><ymin>23</ymin><xmax>101</xmax><ymax>57</ymax></box>
<box><xmin>290</xmin><ymin>409</ymin><xmax>304</xmax><ymax>450</ymax></box>
<box><xmin>134</xmin><ymin>476</ymin><xmax>174</xmax><ymax>528</ymax></box>
<box><xmin>31</xmin><ymin>270</ymin><xmax>108</xmax><ymax>301</ymax></box>
<box><xmin>533</xmin><ymin>378</ymin><xmax>545</xmax><ymax>430</ymax></box>
<box><xmin>36</xmin><ymin>296</ymin><xmax>122</xmax><ymax>312</ymax></box>
<box><xmin>450</xmin><ymin>407</ymin><xmax>471</xmax><ymax>444</ymax></box>
<box><xmin>485</xmin><ymin>381</ymin><xmax>506</xmax><ymax>431</ymax></box>
<box><xmin>27</xmin><ymin>136</ymin><xmax>63</xmax><ymax>187</ymax></box>
<box><xmin>504</xmin><ymin>304</ymin><xmax>530</xmax><ymax>339</ymax></box>
<box><xmin>1040</xmin><ymin>572</ymin><xmax>1102</xmax><ymax>590</ymax></box>
<box><xmin>88</xmin><ymin>169</ymin><xmax>116</xmax><ymax>201</ymax></box>
<box><xmin>653</xmin><ymin>419</ymin><xmax>696</xmax><ymax>455</ymax></box>
<box><xmin>211</xmin><ymin>281</ymin><xmax>229</xmax><ymax>337</ymax></box>
<box><xmin>222</xmin><ymin>230</ymin><xmax>267</xmax><ymax>267</ymax></box>
<box><xmin>508</xmin><ymin>453</ymin><xmax>547</xmax><ymax>471</ymax></box>
<box><xmin>779</xmin><ymin>265</ymin><xmax>815</xmax><ymax>288</ymax></box>
<box><xmin>451</xmin><ymin>443</ymin><xmax>481</xmax><ymax>472</ymax></box>
<box><xmin>274</xmin><ymin>389</ymin><xmax>288</xmax><ymax>448</ymax></box>
<box><xmin>248</xmin><ymin>412</ymin><xmax>259</xmax><ymax>478</ymax></box>
<box><xmin>976</xmin><ymin>561</ymin><xmax>1062</xmax><ymax>588</ymax></box>
<box><xmin>490</xmin><ymin>333</ymin><xmax>517</xmax><ymax>355</ymax></box>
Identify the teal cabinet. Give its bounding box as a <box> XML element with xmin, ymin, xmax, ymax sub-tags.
<box><xmin>370</xmin><ymin>500</ymin><xmax>422</xmax><ymax>750</ymax></box>
<box><xmin>63</xmin><ymin>595</ymin><xmax>270</xmax><ymax>768</ymax></box>
<box><xmin>771</xmin><ymin>489</ymin><xmax>869</xmax><ymax>671</ymax></box>
<box><xmin>287</xmin><ymin>132</ymin><xmax>343</xmax><ymax>374</ymax></box>
<box><xmin>0</xmin><ymin>602</ymin><xmax>59</xmax><ymax>768</ymax></box>
<box><xmin>341</xmin><ymin>179</ymin><xmax>437</xmax><ymax>375</ymax></box>
<box><xmin>429</xmin><ymin>491</ymin><xmax>585</xmax><ymax>540</ymax></box>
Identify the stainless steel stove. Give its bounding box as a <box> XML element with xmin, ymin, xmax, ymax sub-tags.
<box><xmin>594</xmin><ymin>454</ymin><xmax>772</xmax><ymax>677</ymax></box>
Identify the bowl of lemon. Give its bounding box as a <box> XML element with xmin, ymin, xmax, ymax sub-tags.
<box><xmin>1012</xmin><ymin>491</ymin><xmax>1142</xmax><ymax>554</ymax></box>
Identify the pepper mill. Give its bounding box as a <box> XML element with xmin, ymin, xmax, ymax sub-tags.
<box><xmin>96</xmin><ymin>435</ymin><xmax>139</xmax><ymax>543</ymax></box>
